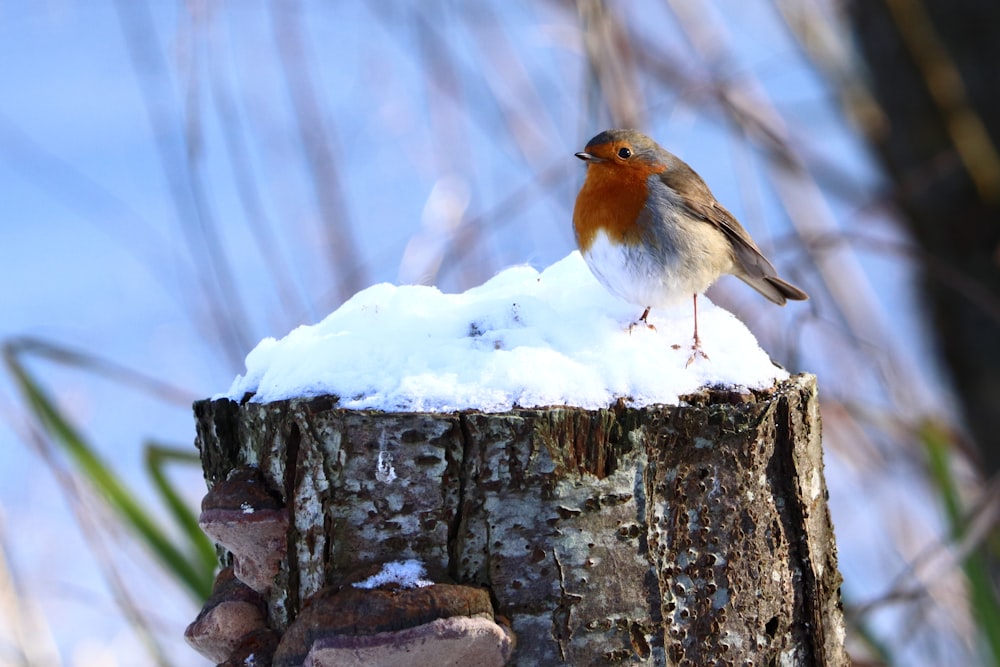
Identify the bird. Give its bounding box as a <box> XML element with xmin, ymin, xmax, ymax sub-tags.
<box><xmin>572</xmin><ymin>129</ymin><xmax>808</xmax><ymax>364</ymax></box>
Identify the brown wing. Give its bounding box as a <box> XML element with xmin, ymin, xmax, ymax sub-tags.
<box><xmin>657</xmin><ymin>165</ymin><xmax>808</xmax><ymax>304</ymax></box>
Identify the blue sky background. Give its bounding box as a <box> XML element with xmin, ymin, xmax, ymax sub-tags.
<box><xmin>0</xmin><ymin>2</ymin><xmax>972</xmax><ymax>665</ymax></box>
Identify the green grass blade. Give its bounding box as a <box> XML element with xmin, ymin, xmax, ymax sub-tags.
<box><xmin>144</xmin><ymin>442</ymin><xmax>218</xmax><ymax>573</ymax></box>
<box><xmin>923</xmin><ymin>422</ymin><xmax>1000</xmax><ymax>666</ymax></box>
<box><xmin>4</xmin><ymin>343</ymin><xmax>214</xmax><ymax>600</ymax></box>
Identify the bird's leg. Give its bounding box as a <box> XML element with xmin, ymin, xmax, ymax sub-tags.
<box><xmin>686</xmin><ymin>294</ymin><xmax>710</xmax><ymax>366</ymax></box>
<box><xmin>628</xmin><ymin>306</ymin><xmax>656</xmax><ymax>333</ymax></box>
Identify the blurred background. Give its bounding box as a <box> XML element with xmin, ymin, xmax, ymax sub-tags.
<box><xmin>2</xmin><ymin>1</ymin><xmax>998</xmax><ymax>665</ymax></box>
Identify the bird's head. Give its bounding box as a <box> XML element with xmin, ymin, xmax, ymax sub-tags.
<box><xmin>575</xmin><ymin>129</ymin><xmax>669</xmax><ymax>173</ymax></box>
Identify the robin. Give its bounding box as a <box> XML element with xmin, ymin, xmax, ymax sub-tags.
<box><xmin>573</xmin><ymin>129</ymin><xmax>808</xmax><ymax>364</ymax></box>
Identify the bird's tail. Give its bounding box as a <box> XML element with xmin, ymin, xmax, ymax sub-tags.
<box><xmin>737</xmin><ymin>273</ymin><xmax>809</xmax><ymax>306</ymax></box>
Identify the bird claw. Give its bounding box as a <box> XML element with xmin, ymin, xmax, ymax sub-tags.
<box><xmin>626</xmin><ymin>307</ymin><xmax>656</xmax><ymax>334</ymax></box>
<box><xmin>685</xmin><ymin>344</ymin><xmax>710</xmax><ymax>368</ymax></box>
<box><xmin>627</xmin><ymin>320</ymin><xmax>657</xmax><ymax>334</ymax></box>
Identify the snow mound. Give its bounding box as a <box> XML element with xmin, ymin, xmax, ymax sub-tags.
<box><xmin>222</xmin><ymin>252</ymin><xmax>786</xmax><ymax>412</ymax></box>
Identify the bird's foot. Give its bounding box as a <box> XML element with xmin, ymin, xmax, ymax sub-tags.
<box><xmin>628</xmin><ymin>306</ymin><xmax>656</xmax><ymax>334</ymax></box>
<box><xmin>628</xmin><ymin>320</ymin><xmax>657</xmax><ymax>334</ymax></box>
<box><xmin>685</xmin><ymin>341</ymin><xmax>709</xmax><ymax>367</ymax></box>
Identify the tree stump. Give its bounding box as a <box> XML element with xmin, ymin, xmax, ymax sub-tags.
<box><xmin>192</xmin><ymin>372</ymin><xmax>847</xmax><ymax>666</ymax></box>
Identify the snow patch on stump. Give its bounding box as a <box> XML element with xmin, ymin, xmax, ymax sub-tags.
<box><xmin>222</xmin><ymin>252</ymin><xmax>787</xmax><ymax>411</ymax></box>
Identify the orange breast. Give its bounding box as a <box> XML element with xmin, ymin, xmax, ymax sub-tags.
<box><xmin>573</xmin><ymin>163</ymin><xmax>658</xmax><ymax>253</ymax></box>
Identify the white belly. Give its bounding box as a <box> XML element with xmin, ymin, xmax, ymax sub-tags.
<box><xmin>581</xmin><ymin>230</ymin><xmax>726</xmax><ymax>309</ymax></box>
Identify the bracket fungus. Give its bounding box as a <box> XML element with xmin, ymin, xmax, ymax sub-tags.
<box><xmin>185</xmin><ymin>567</ymin><xmax>270</xmax><ymax>663</ymax></box>
<box><xmin>273</xmin><ymin>563</ymin><xmax>515</xmax><ymax>667</ymax></box>
<box><xmin>198</xmin><ymin>466</ymin><xmax>288</xmax><ymax>594</ymax></box>
<box><xmin>216</xmin><ymin>628</ymin><xmax>280</xmax><ymax>667</ymax></box>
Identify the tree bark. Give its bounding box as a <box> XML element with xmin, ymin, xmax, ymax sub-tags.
<box><xmin>849</xmin><ymin>0</ymin><xmax>1000</xmax><ymax>474</ymax></box>
<box><xmin>194</xmin><ymin>372</ymin><xmax>847</xmax><ymax>666</ymax></box>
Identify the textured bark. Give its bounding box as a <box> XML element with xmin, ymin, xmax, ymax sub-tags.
<box><xmin>194</xmin><ymin>373</ymin><xmax>846</xmax><ymax>666</ymax></box>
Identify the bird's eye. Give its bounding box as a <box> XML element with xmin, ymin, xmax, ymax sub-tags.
<box><xmin>617</xmin><ymin>147</ymin><xmax>632</xmax><ymax>159</ymax></box>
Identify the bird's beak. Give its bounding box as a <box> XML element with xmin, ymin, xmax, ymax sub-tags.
<box><xmin>575</xmin><ymin>151</ymin><xmax>604</xmax><ymax>163</ymax></box>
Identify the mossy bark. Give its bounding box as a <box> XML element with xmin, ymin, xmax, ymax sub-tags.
<box><xmin>194</xmin><ymin>373</ymin><xmax>847</xmax><ymax>666</ymax></box>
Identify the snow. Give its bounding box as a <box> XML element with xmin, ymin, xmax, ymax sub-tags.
<box><xmin>222</xmin><ymin>252</ymin><xmax>788</xmax><ymax>411</ymax></box>
<box><xmin>352</xmin><ymin>559</ymin><xmax>434</xmax><ymax>590</ymax></box>
<box><xmin>375</xmin><ymin>451</ymin><xmax>397</xmax><ymax>484</ymax></box>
